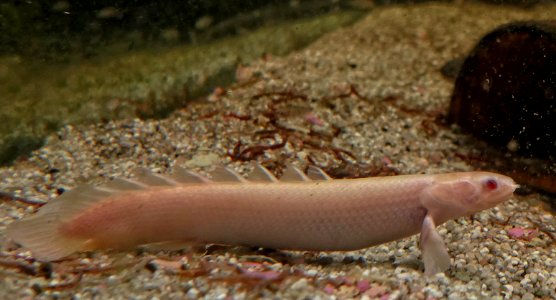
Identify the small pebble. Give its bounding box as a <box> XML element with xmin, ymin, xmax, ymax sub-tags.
<box><xmin>0</xmin><ymin>3</ymin><xmax>555</xmax><ymax>300</ymax></box>
<box><xmin>290</xmin><ymin>278</ymin><xmax>309</xmax><ymax>291</ymax></box>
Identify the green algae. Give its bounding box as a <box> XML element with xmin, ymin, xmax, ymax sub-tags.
<box><xmin>0</xmin><ymin>11</ymin><xmax>364</xmax><ymax>165</ymax></box>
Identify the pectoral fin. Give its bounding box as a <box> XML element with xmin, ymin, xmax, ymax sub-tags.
<box><xmin>420</xmin><ymin>214</ymin><xmax>451</xmax><ymax>276</ymax></box>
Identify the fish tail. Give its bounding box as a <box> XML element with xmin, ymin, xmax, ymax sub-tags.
<box><xmin>5</xmin><ymin>168</ymin><xmax>192</xmax><ymax>261</ymax></box>
<box><xmin>5</xmin><ymin>184</ymin><xmax>116</xmax><ymax>261</ymax></box>
<box><xmin>6</xmin><ymin>213</ymin><xmax>87</xmax><ymax>261</ymax></box>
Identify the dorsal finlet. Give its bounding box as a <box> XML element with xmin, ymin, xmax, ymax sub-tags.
<box><xmin>171</xmin><ymin>167</ymin><xmax>211</xmax><ymax>184</ymax></box>
<box><xmin>210</xmin><ymin>166</ymin><xmax>247</xmax><ymax>183</ymax></box>
<box><xmin>133</xmin><ymin>167</ymin><xmax>179</xmax><ymax>186</ymax></box>
<box><xmin>247</xmin><ymin>163</ymin><xmax>278</xmax><ymax>182</ymax></box>
<box><xmin>103</xmin><ymin>178</ymin><xmax>149</xmax><ymax>191</ymax></box>
<box><xmin>306</xmin><ymin>165</ymin><xmax>332</xmax><ymax>181</ymax></box>
<box><xmin>280</xmin><ymin>163</ymin><xmax>311</xmax><ymax>182</ymax></box>
<box><xmin>36</xmin><ymin>184</ymin><xmax>114</xmax><ymax>216</ymax></box>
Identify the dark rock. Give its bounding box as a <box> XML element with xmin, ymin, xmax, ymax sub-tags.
<box><xmin>449</xmin><ymin>21</ymin><xmax>556</xmax><ymax>160</ymax></box>
<box><xmin>440</xmin><ymin>57</ymin><xmax>465</xmax><ymax>79</ymax></box>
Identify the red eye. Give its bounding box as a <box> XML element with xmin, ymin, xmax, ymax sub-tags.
<box><xmin>484</xmin><ymin>178</ymin><xmax>498</xmax><ymax>190</ymax></box>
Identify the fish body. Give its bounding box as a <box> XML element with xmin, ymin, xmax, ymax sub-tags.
<box><xmin>6</xmin><ymin>164</ymin><xmax>517</xmax><ymax>275</ymax></box>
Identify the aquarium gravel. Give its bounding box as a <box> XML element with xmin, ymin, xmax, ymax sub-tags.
<box><xmin>1</xmin><ymin>3</ymin><xmax>555</xmax><ymax>299</ymax></box>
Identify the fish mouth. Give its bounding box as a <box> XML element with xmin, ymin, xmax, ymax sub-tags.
<box><xmin>491</xmin><ymin>181</ymin><xmax>518</xmax><ymax>204</ymax></box>
<box><xmin>500</xmin><ymin>175</ymin><xmax>519</xmax><ymax>192</ymax></box>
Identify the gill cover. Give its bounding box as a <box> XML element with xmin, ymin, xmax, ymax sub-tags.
<box><xmin>420</xmin><ymin>179</ymin><xmax>479</xmax><ymax>224</ymax></box>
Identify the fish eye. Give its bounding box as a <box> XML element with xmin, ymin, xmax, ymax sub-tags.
<box><xmin>483</xmin><ymin>178</ymin><xmax>498</xmax><ymax>190</ymax></box>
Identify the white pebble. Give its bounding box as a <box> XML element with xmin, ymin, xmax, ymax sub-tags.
<box><xmin>423</xmin><ymin>286</ymin><xmax>443</xmax><ymax>298</ymax></box>
<box><xmin>187</xmin><ymin>288</ymin><xmax>199</xmax><ymax>298</ymax></box>
<box><xmin>290</xmin><ymin>278</ymin><xmax>309</xmax><ymax>291</ymax></box>
<box><xmin>522</xmin><ymin>292</ymin><xmax>535</xmax><ymax>300</ymax></box>
<box><xmin>470</xmin><ymin>229</ymin><xmax>482</xmax><ymax>239</ymax></box>
<box><xmin>305</xmin><ymin>269</ymin><xmax>318</xmax><ymax>276</ymax></box>
<box><xmin>528</xmin><ymin>273</ymin><xmax>537</xmax><ymax>284</ymax></box>
<box><xmin>502</xmin><ymin>284</ymin><xmax>513</xmax><ymax>299</ymax></box>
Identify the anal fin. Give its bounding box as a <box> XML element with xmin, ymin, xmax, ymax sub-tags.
<box><xmin>420</xmin><ymin>214</ymin><xmax>451</xmax><ymax>276</ymax></box>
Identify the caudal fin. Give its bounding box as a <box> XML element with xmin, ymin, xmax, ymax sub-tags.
<box><xmin>4</xmin><ymin>168</ymin><xmax>185</xmax><ymax>261</ymax></box>
<box><xmin>6</xmin><ymin>213</ymin><xmax>86</xmax><ymax>261</ymax></box>
<box><xmin>5</xmin><ymin>184</ymin><xmax>121</xmax><ymax>260</ymax></box>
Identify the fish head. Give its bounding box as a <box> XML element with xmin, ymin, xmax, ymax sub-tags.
<box><xmin>422</xmin><ymin>172</ymin><xmax>518</xmax><ymax>222</ymax></box>
<box><xmin>464</xmin><ymin>172</ymin><xmax>518</xmax><ymax>211</ymax></box>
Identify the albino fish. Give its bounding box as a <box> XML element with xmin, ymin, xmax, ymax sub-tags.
<box><xmin>6</xmin><ymin>164</ymin><xmax>517</xmax><ymax>275</ymax></box>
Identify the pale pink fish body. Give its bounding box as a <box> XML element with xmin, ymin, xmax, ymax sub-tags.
<box><xmin>7</xmin><ymin>164</ymin><xmax>517</xmax><ymax>275</ymax></box>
